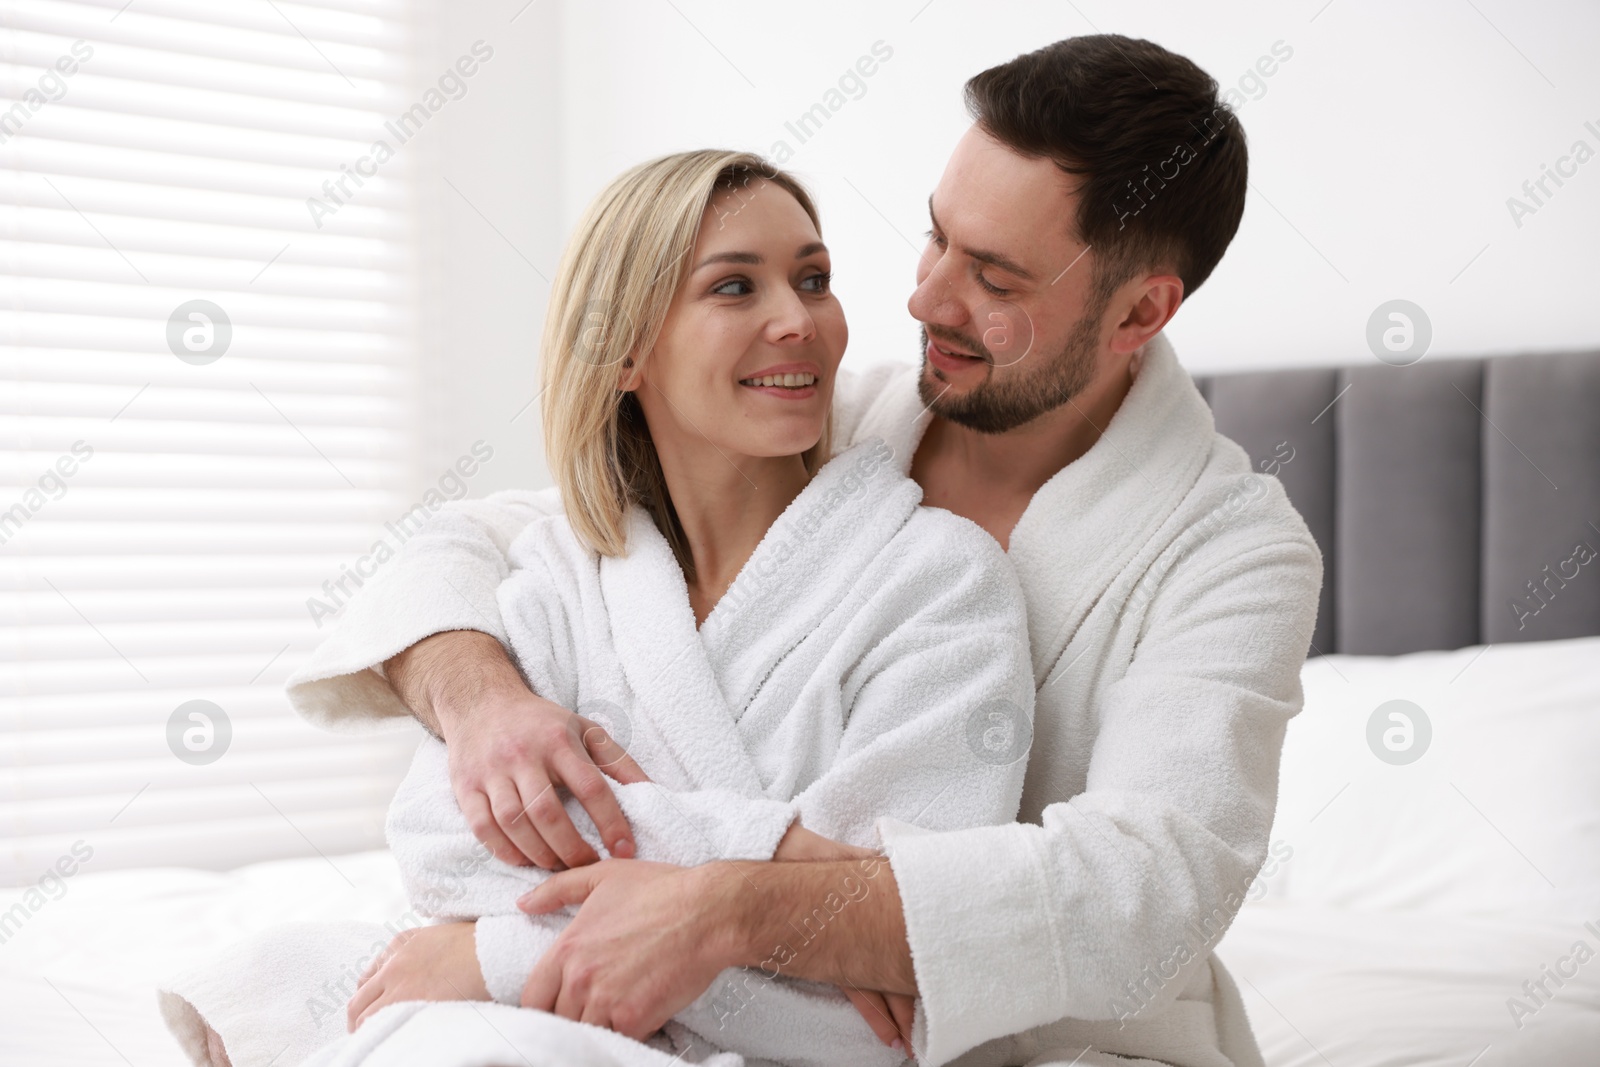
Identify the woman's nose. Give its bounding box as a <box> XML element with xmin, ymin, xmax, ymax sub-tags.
<box><xmin>768</xmin><ymin>289</ymin><xmax>817</xmax><ymax>344</ymax></box>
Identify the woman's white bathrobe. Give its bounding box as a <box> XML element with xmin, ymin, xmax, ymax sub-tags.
<box><xmin>161</xmin><ymin>438</ymin><xmax>1037</xmax><ymax>1067</ymax></box>
<box><xmin>389</xmin><ymin>436</ymin><xmax>1036</xmax><ymax>1065</ymax></box>
<box><xmin>278</xmin><ymin>332</ymin><xmax>1323</xmax><ymax>1067</ymax></box>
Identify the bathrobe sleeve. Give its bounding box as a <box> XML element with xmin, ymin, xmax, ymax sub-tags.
<box><xmin>880</xmin><ymin>522</ymin><xmax>1322</xmax><ymax>1067</ymax></box>
<box><xmin>286</xmin><ymin>488</ymin><xmax>561</xmax><ymax>730</ymax></box>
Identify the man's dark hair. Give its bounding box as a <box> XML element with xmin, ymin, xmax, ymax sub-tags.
<box><xmin>965</xmin><ymin>35</ymin><xmax>1247</xmax><ymax>303</ymax></box>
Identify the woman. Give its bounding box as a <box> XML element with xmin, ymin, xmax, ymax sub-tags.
<box><xmin>162</xmin><ymin>151</ymin><xmax>1034</xmax><ymax>1067</ymax></box>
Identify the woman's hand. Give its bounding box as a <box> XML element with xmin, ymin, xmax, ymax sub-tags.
<box><xmin>844</xmin><ymin>987</ymin><xmax>916</xmax><ymax>1055</ymax></box>
<box><xmin>346</xmin><ymin>922</ymin><xmax>489</xmax><ymax>1032</ymax></box>
<box><xmin>773</xmin><ymin>821</ymin><xmax>879</xmax><ymax>862</ymax></box>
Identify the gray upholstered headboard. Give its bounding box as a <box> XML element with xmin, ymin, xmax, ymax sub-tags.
<box><xmin>1192</xmin><ymin>349</ymin><xmax>1600</xmax><ymax>656</ymax></box>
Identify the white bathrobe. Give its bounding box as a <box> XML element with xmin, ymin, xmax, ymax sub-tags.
<box><xmin>161</xmin><ymin>438</ymin><xmax>1037</xmax><ymax>1067</ymax></box>
<box><xmin>277</xmin><ymin>332</ymin><xmax>1323</xmax><ymax>1067</ymax></box>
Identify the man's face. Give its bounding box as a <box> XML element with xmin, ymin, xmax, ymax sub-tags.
<box><xmin>909</xmin><ymin>124</ymin><xmax>1111</xmax><ymax>434</ymax></box>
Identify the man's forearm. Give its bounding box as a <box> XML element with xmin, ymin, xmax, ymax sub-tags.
<box><xmin>715</xmin><ymin>856</ymin><xmax>917</xmax><ymax>995</ymax></box>
<box><xmin>384</xmin><ymin>629</ymin><xmax>526</xmax><ymax>738</ymax></box>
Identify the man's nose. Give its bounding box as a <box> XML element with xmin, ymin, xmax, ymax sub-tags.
<box><xmin>908</xmin><ymin>262</ymin><xmax>967</xmax><ymax>331</ymax></box>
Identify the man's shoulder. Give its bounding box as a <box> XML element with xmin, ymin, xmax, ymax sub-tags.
<box><xmin>1169</xmin><ymin>431</ymin><xmax>1323</xmax><ymax>580</ymax></box>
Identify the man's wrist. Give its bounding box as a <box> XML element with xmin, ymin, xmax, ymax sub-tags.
<box><xmin>429</xmin><ymin>656</ymin><xmax>523</xmax><ymax>733</ymax></box>
<box><xmin>697</xmin><ymin>854</ymin><xmax>912</xmax><ymax>993</ymax></box>
<box><xmin>388</xmin><ymin>630</ymin><xmax>526</xmax><ymax>739</ymax></box>
<box><xmin>692</xmin><ymin>861</ymin><xmax>768</xmax><ymax>971</ymax></box>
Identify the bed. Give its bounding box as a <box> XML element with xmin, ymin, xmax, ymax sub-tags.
<box><xmin>1194</xmin><ymin>349</ymin><xmax>1600</xmax><ymax>1064</ymax></box>
<box><xmin>6</xmin><ymin>348</ymin><xmax>1598</xmax><ymax>1066</ymax></box>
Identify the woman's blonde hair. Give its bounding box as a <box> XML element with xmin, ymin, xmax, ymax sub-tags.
<box><xmin>541</xmin><ymin>150</ymin><xmax>831</xmax><ymax>579</ymax></box>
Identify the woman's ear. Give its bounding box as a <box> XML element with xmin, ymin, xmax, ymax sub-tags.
<box><xmin>615</xmin><ymin>353</ymin><xmax>642</xmax><ymax>393</ymax></box>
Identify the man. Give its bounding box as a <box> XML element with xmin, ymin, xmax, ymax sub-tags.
<box><xmin>292</xmin><ymin>34</ymin><xmax>1320</xmax><ymax>1067</ymax></box>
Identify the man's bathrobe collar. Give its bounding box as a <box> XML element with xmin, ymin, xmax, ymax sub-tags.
<box><xmin>851</xmin><ymin>332</ymin><xmax>1214</xmax><ymax>682</ymax></box>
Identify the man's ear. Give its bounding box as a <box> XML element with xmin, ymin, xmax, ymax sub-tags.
<box><xmin>1109</xmin><ymin>274</ymin><xmax>1183</xmax><ymax>356</ymax></box>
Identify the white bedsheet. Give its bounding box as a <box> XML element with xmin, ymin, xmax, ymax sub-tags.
<box><xmin>7</xmin><ymin>638</ymin><xmax>1600</xmax><ymax>1066</ymax></box>
<box><xmin>1217</xmin><ymin>635</ymin><xmax>1600</xmax><ymax>1066</ymax></box>
<box><xmin>9</xmin><ymin>851</ymin><xmax>1596</xmax><ymax>1067</ymax></box>
<box><xmin>1</xmin><ymin>850</ymin><xmax>409</xmax><ymax>1067</ymax></box>
<box><xmin>1218</xmin><ymin>904</ymin><xmax>1600</xmax><ymax>1066</ymax></box>
<box><xmin>9</xmin><ymin>851</ymin><xmax>1587</xmax><ymax>1067</ymax></box>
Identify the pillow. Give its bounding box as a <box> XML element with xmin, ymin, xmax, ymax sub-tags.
<box><xmin>1267</xmin><ymin>636</ymin><xmax>1600</xmax><ymax>918</ymax></box>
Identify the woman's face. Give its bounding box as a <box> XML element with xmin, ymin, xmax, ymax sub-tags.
<box><xmin>629</xmin><ymin>179</ymin><xmax>847</xmax><ymax>465</ymax></box>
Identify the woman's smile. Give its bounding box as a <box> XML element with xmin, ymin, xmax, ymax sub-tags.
<box><xmin>738</xmin><ymin>361</ymin><xmax>821</xmax><ymax>399</ymax></box>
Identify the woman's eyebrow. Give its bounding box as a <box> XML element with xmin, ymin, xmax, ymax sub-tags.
<box><xmin>694</xmin><ymin>250</ymin><xmax>762</xmax><ymax>270</ymax></box>
<box><xmin>694</xmin><ymin>242</ymin><xmax>828</xmax><ymax>271</ymax></box>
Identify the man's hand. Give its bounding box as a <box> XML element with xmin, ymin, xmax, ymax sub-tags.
<box><xmin>518</xmin><ymin>860</ymin><xmax>734</xmax><ymax>1040</ymax></box>
<box><xmin>346</xmin><ymin>922</ymin><xmax>488</xmax><ymax>1032</ymax></box>
<box><xmin>519</xmin><ymin>855</ymin><xmax>918</xmax><ymax>1044</ymax></box>
<box><xmin>385</xmin><ymin>630</ymin><xmax>649</xmax><ymax>869</ymax></box>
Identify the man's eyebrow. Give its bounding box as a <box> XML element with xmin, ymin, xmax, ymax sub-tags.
<box><xmin>928</xmin><ymin>195</ymin><xmax>1038</xmax><ymax>283</ymax></box>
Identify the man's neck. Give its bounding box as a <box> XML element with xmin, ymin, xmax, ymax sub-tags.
<box><xmin>910</xmin><ymin>354</ymin><xmax>1138</xmax><ymax>549</ymax></box>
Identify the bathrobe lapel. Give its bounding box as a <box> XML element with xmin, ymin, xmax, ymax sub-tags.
<box><xmin>1006</xmin><ymin>334</ymin><xmax>1214</xmax><ymax>683</ymax></box>
<box><xmin>599</xmin><ymin>510</ymin><xmax>762</xmax><ymax>794</ymax></box>
<box><xmin>850</xmin><ymin>333</ymin><xmax>1215</xmax><ymax>685</ymax></box>
<box><xmin>697</xmin><ymin>438</ymin><xmax>921</xmax><ymax>718</ymax></box>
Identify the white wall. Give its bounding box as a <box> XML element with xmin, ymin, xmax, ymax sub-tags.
<box><xmin>417</xmin><ymin>0</ymin><xmax>1600</xmax><ymax>488</ymax></box>
<box><xmin>411</xmin><ymin>0</ymin><xmax>566</xmax><ymax>494</ymax></box>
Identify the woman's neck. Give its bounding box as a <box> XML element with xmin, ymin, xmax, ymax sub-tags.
<box><xmin>654</xmin><ymin>441</ymin><xmax>812</xmax><ymax>626</ymax></box>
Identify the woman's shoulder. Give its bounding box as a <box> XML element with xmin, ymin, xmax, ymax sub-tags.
<box><xmin>878</xmin><ymin>503</ymin><xmax>1026</xmax><ymax>619</ymax></box>
<box><xmin>807</xmin><ymin>437</ymin><xmax>1014</xmax><ymax>589</ymax></box>
<box><xmin>900</xmin><ymin>504</ymin><xmax>1012</xmax><ymax>571</ymax></box>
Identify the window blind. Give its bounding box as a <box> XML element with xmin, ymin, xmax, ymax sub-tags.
<box><xmin>1</xmin><ymin>0</ymin><xmax>425</xmax><ymax>886</ymax></box>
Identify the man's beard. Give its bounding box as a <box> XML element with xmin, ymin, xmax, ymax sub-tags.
<box><xmin>917</xmin><ymin>300</ymin><xmax>1105</xmax><ymax>435</ymax></box>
